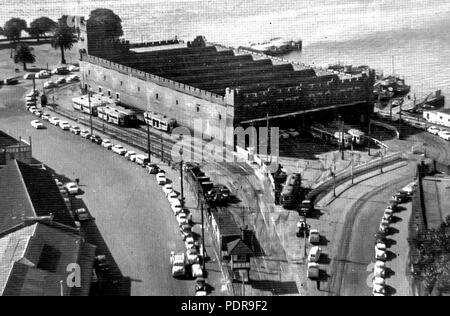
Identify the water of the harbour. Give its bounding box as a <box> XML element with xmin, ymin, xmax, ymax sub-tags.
<box><xmin>1</xmin><ymin>0</ymin><xmax>450</xmax><ymax>101</ymax></box>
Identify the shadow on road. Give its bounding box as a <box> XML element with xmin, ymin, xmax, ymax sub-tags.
<box><xmin>248</xmin><ymin>280</ymin><xmax>299</xmax><ymax>295</ymax></box>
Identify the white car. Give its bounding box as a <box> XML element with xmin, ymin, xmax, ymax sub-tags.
<box><xmin>101</xmin><ymin>139</ymin><xmax>113</xmax><ymax>149</ymax></box>
<box><xmin>125</xmin><ymin>151</ymin><xmax>137</xmax><ymax>161</ymax></box>
<box><xmin>44</xmin><ymin>81</ymin><xmax>57</xmax><ymax>89</ymax></box>
<box><xmin>167</xmin><ymin>191</ymin><xmax>178</xmax><ymax>201</ymax></box>
<box><xmin>373</xmin><ymin>277</ymin><xmax>385</xmax><ymax>287</ymax></box>
<box><xmin>184</xmin><ymin>236</ymin><xmax>196</xmax><ymax>250</ymax></box>
<box><xmin>66</xmin><ymin>74</ymin><xmax>80</xmax><ymax>82</ymax></box>
<box><xmin>427</xmin><ymin>126</ymin><xmax>440</xmax><ymax>135</ymax></box>
<box><xmin>70</xmin><ymin>126</ymin><xmax>81</xmax><ymax>135</ymax></box>
<box><xmin>163</xmin><ymin>183</ymin><xmax>173</xmax><ymax>196</ymax></box>
<box><xmin>65</xmin><ymin>182</ymin><xmax>79</xmax><ymax>195</ymax></box>
<box><xmin>307</xmin><ymin>246</ymin><xmax>322</xmax><ymax>263</ymax></box>
<box><xmin>191</xmin><ymin>263</ymin><xmax>203</xmax><ymax>278</ymax></box>
<box><xmin>379</xmin><ymin>221</ymin><xmax>389</xmax><ymax>233</ymax></box>
<box><xmin>186</xmin><ymin>248</ymin><xmax>200</xmax><ymax>265</ymax></box>
<box><xmin>26</xmin><ymin>89</ymin><xmax>40</xmax><ymax>97</ymax></box>
<box><xmin>171</xmin><ymin>200</ymin><xmax>182</xmax><ymax>215</ymax></box>
<box><xmin>373</xmin><ymin>283</ymin><xmax>386</xmax><ymax>296</ymax></box>
<box><xmin>79</xmin><ymin>130</ymin><xmax>90</xmax><ymax>138</ymax></box>
<box><xmin>156</xmin><ymin>172</ymin><xmax>166</xmax><ymax>185</ymax></box>
<box><xmin>30</xmin><ymin>120</ymin><xmax>44</xmax><ymax>129</ymax></box>
<box><xmin>48</xmin><ymin>117</ymin><xmax>61</xmax><ymax>126</ymax></box>
<box><xmin>438</xmin><ymin>130</ymin><xmax>450</xmax><ymax>141</ymax></box>
<box><xmin>41</xmin><ymin>113</ymin><xmax>51</xmax><ymax>121</ymax></box>
<box><xmin>375</xmin><ymin>244</ymin><xmax>387</xmax><ymax>261</ymax></box>
<box><xmin>112</xmin><ymin>144</ymin><xmax>127</xmax><ymax>155</ymax></box>
<box><xmin>59</xmin><ymin>121</ymin><xmax>71</xmax><ymax>130</ymax></box>
<box><xmin>374</xmin><ymin>265</ymin><xmax>386</xmax><ymax>278</ymax></box>
<box><xmin>37</xmin><ymin>70</ymin><xmax>51</xmax><ymax>79</ymax></box>
<box><xmin>176</xmin><ymin>213</ymin><xmax>189</xmax><ymax>226</ymax></box>
<box><xmin>28</xmin><ymin>106</ymin><xmax>38</xmax><ymax>113</ymax></box>
<box><xmin>68</xmin><ymin>65</ymin><xmax>79</xmax><ymax>72</ymax></box>
<box><xmin>23</xmin><ymin>73</ymin><xmax>36</xmax><ymax>80</ymax></box>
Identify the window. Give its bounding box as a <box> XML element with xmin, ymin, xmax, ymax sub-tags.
<box><xmin>138</xmin><ymin>87</ymin><xmax>141</xmax><ymax>92</ymax></box>
<box><xmin>156</xmin><ymin>93</ymin><xmax>159</xmax><ymax>99</ymax></box>
<box><xmin>176</xmin><ymin>100</ymin><xmax>179</xmax><ymax>105</ymax></box>
<box><xmin>218</xmin><ymin>113</ymin><xmax>222</xmax><ymax>120</ymax></box>
<box><xmin>196</xmin><ymin>104</ymin><xmax>200</xmax><ymax>112</ymax></box>
<box><xmin>98</xmin><ymin>87</ymin><xmax>102</xmax><ymax>93</ymax></box>
<box><xmin>88</xmin><ymin>70</ymin><xmax>91</xmax><ymax>75</ymax></box>
<box><xmin>107</xmin><ymin>90</ymin><xmax>111</xmax><ymax>97</ymax></box>
<box><xmin>120</xmin><ymin>81</ymin><xmax>123</xmax><ymax>86</ymax></box>
<box><xmin>103</xmin><ymin>75</ymin><xmax>106</xmax><ymax>81</ymax></box>
<box><xmin>116</xmin><ymin>93</ymin><xmax>120</xmax><ymax>100</ymax></box>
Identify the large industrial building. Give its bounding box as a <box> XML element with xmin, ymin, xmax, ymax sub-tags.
<box><xmin>77</xmin><ymin>19</ymin><xmax>376</xmax><ymax>144</ymax></box>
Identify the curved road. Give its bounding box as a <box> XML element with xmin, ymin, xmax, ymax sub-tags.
<box><xmin>327</xmin><ymin>162</ymin><xmax>416</xmax><ymax>296</ymax></box>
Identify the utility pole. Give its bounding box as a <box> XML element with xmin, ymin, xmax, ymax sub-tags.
<box><xmin>160</xmin><ymin>132</ymin><xmax>164</xmax><ymax>161</ymax></box>
<box><xmin>147</xmin><ymin>123</ymin><xmax>152</xmax><ymax>163</ymax></box>
<box><xmin>88</xmin><ymin>89</ymin><xmax>93</xmax><ymax>135</ymax></box>
<box><xmin>179</xmin><ymin>146</ymin><xmax>184</xmax><ymax>208</ymax></box>
<box><xmin>201</xmin><ymin>202</ymin><xmax>206</xmax><ymax>270</ymax></box>
<box><xmin>350</xmin><ymin>142</ymin><xmax>354</xmax><ymax>184</ymax></box>
<box><xmin>32</xmin><ymin>77</ymin><xmax>36</xmax><ymax>106</ymax></box>
<box><xmin>398</xmin><ymin>99</ymin><xmax>402</xmax><ymax>138</ymax></box>
<box><xmin>339</xmin><ymin>115</ymin><xmax>345</xmax><ymax>160</ymax></box>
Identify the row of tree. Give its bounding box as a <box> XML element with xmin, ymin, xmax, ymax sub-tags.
<box><xmin>4</xmin><ymin>9</ymin><xmax>124</xmax><ymax>69</ymax></box>
<box><xmin>413</xmin><ymin>215</ymin><xmax>450</xmax><ymax>295</ymax></box>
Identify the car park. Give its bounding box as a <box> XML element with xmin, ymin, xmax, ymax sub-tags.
<box><xmin>101</xmin><ymin>139</ymin><xmax>113</xmax><ymax>149</ymax></box>
<box><xmin>41</xmin><ymin>113</ymin><xmax>51</xmax><ymax>121</ymax></box>
<box><xmin>307</xmin><ymin>246</ymin><xmax>322</xmax><ymax>263</ymax></box>
<box><xmin>65</xmin><ymin>182</ymin><xmax>79</xmax><ymax>195</ymax></box>
<box><xmin>74</xmin><ymin>208</ymin><xmax>93</xmax><ymax>222</ymax></box>
<box><xmin>438</xmin><ymin>130</ymin><xmax>450</xmax><ymax>141</ymax></box>
<box><xmin>89</xmin><ymin>135</ymin><xmax>103</xmax><ymax>144</ymax></box>
<box><xmin>70</xmin><ymin>126</ymin><xmax>81</xmax><ymax>135</ymax></box>
<box><xmin>59</xmin><ymin>121</ymin><xmax>71</xmax><ymax>130</ymax></box>
<box><xmin>30</xmin><ymin>120</ymin><xmax>44</xmax><ymax>129</ymax></box>
<box><xmin>427</xmin><ymin>126</ymin><xmax>440</xmax><ymax>135</ymax></box>
<box><xmin>48</xmin><ymin>117</ymin><xmax>61</xmax><ymax>126</ymax></box>
<box><xmin>125</xmin><ymin>151</ymin><xmax>137</xmax><ymax>161</ymax></box>
<box><xmin>112</xmin><ymin>144</ymin><xmax>127</xmax><ymax>155</ymax></box>
<box><xmin>156</xmin><ymin>172</ymin><xmax>166</xmax><ymax>185</ymax></box>
<box><xmin>79</xmin><ymin>130</ymin><xmax>90</xmax><ymax>138</ymax></box>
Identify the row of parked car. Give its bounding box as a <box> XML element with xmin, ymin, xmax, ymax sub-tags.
<box><xmin>23</xmin><ymin>65</ymin><xmax>79</xmax><ymax>80</ymax></box>
<box><xmin>372</xmin><ymin>181</ymin><xmax>417</xmax><ymax>296</ymax></box>
<box><xmin>426</xmin><ymin>125</ymin><xmax>450</xmax><ymax>141</ymax></box>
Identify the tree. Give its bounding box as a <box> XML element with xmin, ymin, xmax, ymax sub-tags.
<box><xmin>51</xmin><ymin>22</ymin><xmax>74</xmax><ymax>64</ymax></box>
<box><xmin>3</xmin><ymin>18</ymin><xmax>27</xmax><ymax>42</ymax></box>
<box><xmin>28</xmin><ymin>17</ymin><xmax>57</xmax><ymax>42</ymax></box>
<box><xmin>14</xmin><ymin>43</ymin><xmax>35</xmax><ymax>70</ymax></box>
<box><xmin>87</xmin><ymin>8</ymin><xmax>123</xmax><ymax>40</ymax></box>
<box><xmin>0</xmin><ymin>26</ymin><xmax>3</xmax><ymax>36</ymax></box>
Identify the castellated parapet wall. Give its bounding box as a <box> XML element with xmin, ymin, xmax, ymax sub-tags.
<box><xmin>80</xmin><ymin>54</ymin><xmax>235</xmax><ymax>141</ymax></box>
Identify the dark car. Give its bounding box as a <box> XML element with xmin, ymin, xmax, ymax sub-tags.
<box><xmin>391</xmin><ymin>191</ymin><xmax>409</xmax><ymax>203</ymax></box>
<box><xmin>74</xmin><ymin>208</ymin><xmax>93</xmax><ymax>222</ymax></box>
<box><xmin>147</xmin><ymin>164</ymin><xmax>160</xmax><ymax>174</ymax></box>
<box><xmin>90</xmin><ymin>135</ymin><xmax>103</xmax><ymax>144</ymax></box>
<box><xmin>4</xmin><ymin>78</ymin><xmax>19</xmax><ymax>85</ymax></box>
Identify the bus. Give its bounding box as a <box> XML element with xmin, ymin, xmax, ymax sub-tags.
<box><xmin>310</xmin><ymin>124</ymin><xmax>352</xmax><ymax>148</ymax></box>
<box><xmin>144</xmin><ymin>111</ymin><xmax>177</xmax><ymax>133</ymax></box>
<box><xmin>97</xmin><ymin>104</ymin><xmax>138</xmax><ymax>127</ymax></box>
<box><xmin>72</xmin><ymin>97</ymin><xmax>102</xmax><ymax>115</ymax></box>
<box><xmin>280</xmin><ymin>173</ymin><xmax>302</xmax><ymax>209</ymax></box>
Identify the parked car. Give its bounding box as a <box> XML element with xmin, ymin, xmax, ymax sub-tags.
<box><xmin>101</xmin><ymin>139</ymin><xmax>113</xmax><ymax>149</ymax></box>
<box><xmin>307</xmin><ymin>246</ymin><xmax>322</xmax><ymax>263</ymax></box>
<box><xmin>33</xmin><ymin>109</ymin><xmax>42</xmax><ymax>117</ymax></box>
<box><xmin>70</xmin><ymin>126</ymin><xmax>81</xmax><ymax>135</ymax></box>
<box><xmin>74</xmin><ymin>208</ymin><xmax>93</xmax><ymax>222</ymax></box>
<box><xmin>184</xmin><ymin>236</ymin><xmax>196</xmax><ymax>250</ymax></box>
<box><xmin>171</xmin><ymin>201</ymin><xmax>182</xmax><ymax>215</ymax></box>
<box><xmin>176</xmin><ymin>212</ymin><xmax>189</xmax><ymax>226</ymax></box>
<box><xmin>391</xmin><ymin>191</ymin><xmax>409</xmax><ymax>203</ymax></box>
<box><xmin>156</xmin><ymin>172</ymin><xmax>166</xmax><ymax>185</ymax></box>
<box><xmin>55</xmin><ymin>77</ymin><xmax>66</xmax><ymax>85</ymax></box>
<box><xmin>66</xmin><ymin>74</ymin><xmax>80</xmax><ymax>82</ymax></box>
<box><xmin>125</xmin><ymin>151</ymin><xmax>137</xmax><ymax>161</ymax></box>
<box><xmin>37</xmin><ymin>70</ymin><xmax>51</xmax><ymax>79</ymax></box>
<box><xmin>147</xmin><ymin>164</ymin><xmax>159</xmax><ymax>174</ymax></box>
<box><xmin>65</xmin><ymin>182</ymin><xmax>79</xmax><ymax>195</ymax></box>
<box><xmin>375</xmin><ymin>243</ymin><xmax>387</xmax><ymax>261</ymax></box>
<box><xmin>52</xmin><ymin>67</ymin><xmax>70</xmax><ymax>75</ymax></box>
<box><xmin>427</xmin><ymin>126</ymin><xmax>440</xmax><ymax>135</ymax></box>
<box><xmin>438</xmin><ymin>130</ymin><xmax>450</xmax><ymax>141</ymax></box>
<box><xmin>44</xmin><ymin>81</ymin><xmax>57</xmax><ymax>89</ymax></box>
<box><xmin>309</xmin><ymin>229</ymin><xmax>321</xmax><ymax>244</ymax></box>
<box><xmin>89</xmin><ymin>134</ymin><xmax>103</xmax><ymax>144</ymax></box>
<box><xmin>163</xmin><ymin>183</ymin><xmax>173</xmax><ymax>196</ymax></box>
<box><xmin>68</xmin><ymin>65</ymin><xmax>80</xmax><ymax>72</ymax></box>
<box><xmin>401</xmin><ymin>181</ymin><xmax>417</xmax><ymax>196</ymax></box>
<box><xmin>186</xmin><ymin>248</ymin><xmax>200</xmax><ymax>265</ymax></box>
<box><xmin>30</xmin><ymin>120</ymin><xmax>44</xmax><ymax>129</ymax></box>
<box><xmin>41</xmin><ymin>113</ymin><xmax>51</xmax><ymax>121</ymax></box>
<box><xmin>191</xmin><ymin>263</ymin><xmax>203</xmax><ymax>278</ymax></box>
<box><xmin>59</xmin><ymin>121</ymin><xmax>71</xmax><ymax>130</ymax></box>
<box><xmin>373</xmin><ymin>283</ymin><xmax>385</xmax><ymax>296</ymax></box>
<box><xmin>112</xmin><ymin>144</ymin><xmax>127</xmax><ymax>155</ymax></box>
<box><xmin>80</xmin><ymin>130</ymin><xmax>91</xmax><ymax>138</ymax></box>
<box><xmin>48</xmin><ymin>117</ymin><xmax>61</xmax><ymax>126</ymax></box>
<box><xmin>23</xmin><ymin>73</ymin><xmax>36</xmax><ymax>80</ymax></box>
<box><xmin>307</xmin><ymin>262</ymin><xmax>320</xmax><ymax>279</ymax></box>
<box><xmin>28</xmin><ymin>106</ymin><xmax>38</xmax><ymax>113</ymax></box>
<box><xmin>4</xmin><ymin>78</ymin><xmax>19</xmax><ymax>85</ymax></box>
<box><xmin>180</xmin><ymin>224</ymin><xmax>192</xmax><ymax>238</ymax></box>
<box><xmin>167</xmin><ymin>191</ymin><xmax>178</xmax><ymax>201</ymax></box>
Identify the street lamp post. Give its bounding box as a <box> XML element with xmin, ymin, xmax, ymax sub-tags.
<box><xmin>179</xmin><ymin>146</ymin><xmax>184</xmax><ymax>208</ymax></box>
<box><xmin>350</xmin><ymin>142</ymin><xmax>354</xmax><ymax>184</ymax></box>
<box><xmin>147</xmin><ymin>123</ymin><xmax>152</xmax><ymax>163</ymax></box>
<box><xmin>88</xmin><ymin>89</ymin><xmax>93</xmax><ymax>135</ymax></box>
